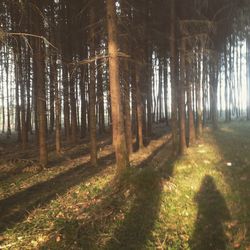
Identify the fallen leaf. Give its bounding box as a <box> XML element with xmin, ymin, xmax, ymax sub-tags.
<box><xmin>31</xmin><ymin>240</ymin><xmax>38</xmax><ymax>247</ymax></box>
<box><xmin>233</xmin><ymin>242</ymin><xmax>241</xmax><ymax>249</ymax></box>
<box><xmin>56</xmin><ymin>235</ymin><xmax>61</xmax><ymax>242</ymax></box>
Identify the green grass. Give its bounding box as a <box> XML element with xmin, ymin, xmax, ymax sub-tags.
<box><xmin>0</xmin><ymin>122</ymin><xmax>250</xmax><ymax>249</ymax></box>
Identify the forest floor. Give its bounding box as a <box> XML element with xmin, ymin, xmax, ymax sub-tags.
<box><xmin>0</xmin><ymin>122</ymin><xmax>250</xmax><ymax>249</ymax></box>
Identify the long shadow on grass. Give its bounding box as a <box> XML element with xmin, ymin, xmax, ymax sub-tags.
<box><xmin>211</xmin><ymin>124</ymin><xmax>250</xmax><ymax>245</ymax></box>
<box><xmin>40</xmin><ymin>141</ymin><xmax>174</xmax><ymax>250</ymax></box>
<box><xmin>190</xmin><ymin>175</ymin><xmax>231</xmax><ymax>250</ymax></box>
<box><xmin>103</xmin><ymin>150</ymin><xmax>175</xmax><ymax>249</ymax></box>
<box><xmin>0</xmin><ymin>138</ymin><xmax>111</xmax><ymax>185</ymax></box>
<box><xmin>0</xmin><ymin>152</ymin><xmax>115</xmax><ymax>234</ymax></box>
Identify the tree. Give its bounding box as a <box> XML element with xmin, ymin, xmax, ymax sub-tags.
<box><xmin>89</xmin><ymin>4</ymin><xmax>98</xmax><ymax>166</ymax></box>
<box><xmin>170</xmin><ymin>0</ymin><xmax>178</xmax><ymax>154</ymax></box>
<box><xmin>106</xmin><ymin>0</ymin><xmax>129</xmax><ymax>174</ymax></box>
<box><xmin>33</xmin><ymin>2</ymin><xmax>48</xmax><ymax>166</ymax></box>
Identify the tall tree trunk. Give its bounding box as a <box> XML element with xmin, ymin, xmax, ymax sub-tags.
<box><xmin>33</xmin><ymin>2</ymin><xmax>48</xmax><ymax>166</ymax></box>
<box><xmin>179</xmin><ymin>35</ymin><xmax>187</xmax><ymax>155</ymax></box>
<box><xmin>225</xmin><ymin>44</ymin><xmax>229</xmax><ymax>122</ymax></box>
<box><xmin>196</xmin><ymin>49</ymin><xmax>202</xmax><ymax>137</ymax></box>
<box><xmin>1</xmin><ymin>72</ymin><xmax>5</xmax><ymax>134</ymax></box>
<box><xmin>49</xmin><ymin>56</ymin><xmax>55</xmax><ymax>133</ymax></box>
<box><xmin>170</xmin><ymin>0</ymin><xmax>178</xmax><ymax>154</ymax></box>
<box><xmin>210</xmin><ymin>57</ymin><xmax>219</xmax><ymax>130</ymax></box>
<box><xmin>158</xmin><ymin>58</ymin><xmax>163</xmax><ymax>122</ymax></box>
<box><xmin>35</xmin><ymin>40</ymin><xmax>48</xmax><ymax>166</ymax></box>
<box><xmin>187</xmin><ymin>64</ymin><xmax>195</xmax><ymax>145</ymax></box>
<box><xmin>146</xmin><ymin>54</ymin><xmax>153</xmax><ymax>136</ymax></box>
<box><xmin>89</xmin><ymin>5</ymin><xmax>97</xmax><ymax>166</ymax></box>
<box><xmin>19</xmin><ymin>50</ymin><xmax>28</xmax><ymax>149</ymax></box>
<box><xmin>26</xmin><ymin>45</ymin><xmax>32</xmax><ymax>134</ymax></box>
<box><xmin>106</xmin><ymin>0</ymin><xmax>129</xmax><ymax>174</ymax></box>
<box><xmin>51</xmin><ymin>49</ymin><xmax>61</xmax><ymax>155</ymax></box>
<box><xmin>80</xmin><ymin>66</ymin><xmax>87</xmax><ymax>138</ymax></box>
<box><xmin>123</xmin><ymin>61</ymin><xmax>133</xmax><ymax>155</ymax></box>
<box><xmin>69</xmin><ymin>65</ymin><xmax>77</xmax><ymax>144</ymax></box>
<box><xmin>164</xmin><ymin>58</ymin><xmax>169</xmax><ymax>125</ymax></box>
<box><xmin>97</xmin><ymin>63</ymin><xmax>105</xmax><ymax>134</ymax></box>
<box><xmin>246</xmin><ymin>35</ymin><xmax>250</xmax><ymax>120</ymax></box>
<box><xmin>62</xmin><ymin>65</ymin><xmax>70</xmax><ymax>140</ymax></box>
<box><xmin>14</xmin><ymin>52</ymin><xmax>21</xmax><ymax>142</ymax></box>
<box><xmin>135</xmin><ymin>65</ymin><xmax>144</xmax><ymax>150</ymax></box>
<box><xmin>5</xmin><ymin>49</ymin><xmax>11</xmax><ymax>138</ymax></box>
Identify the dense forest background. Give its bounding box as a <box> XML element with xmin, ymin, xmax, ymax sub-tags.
<box><xmin>1</xmin><ymin>1</ymin><xmax>250</xmax><ymax>249</ymax></box>
<box><xmin>0</xmin><ymin>0</ymin><xmax>250</xmax><ymax>171</ymax></box>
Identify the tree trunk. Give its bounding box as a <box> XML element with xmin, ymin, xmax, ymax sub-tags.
<box><xmin>179</xmin><ymin>36</ymin><xmax>187</xmax><ymax>155</ymax></box>
<box><xmin>35</xmin><ymin>40</ymin><xmax>48</xmax><ymax>166</ymax></box>
<box><xmin>106</xmin><ymin>0</ymin><xmax>129</xmax><ymax>174</ymax></box>
<box><xmin>170</xmin><ymin>0</ymin><xmax>178</xmax><ymax>154</ymax></box>
<box><xmin>164</xmin><ymin>58</ymin><xmax>169</xmax><ymax>126</ymax></box>
<box><xmin>49</xmin><ymin>56</ymin><xmax>55</xmax><ymax>133</ymax></box>
<box><xmin>246</xmin><ymin>35</ymin><xmax>250</xmax><ymax>120</ymax></box>
<box><xmin>210</xmin><ymin>57</ymin><xmax>219</xmax><ymax>130</ymax></box>
<box><xmin>33</xmin><ymin>2</ymin><xmax>48</xmax><ymax>166</ymax></box>
<box><xmin>89</xmin><ymin>5</ymin><xmax>97</xmax><ymax>166</ymax></box>
<box><xmin>196</xmin><ymin>49</ymin><xmax>202</xmax><ymax>137</ymax></box>
<box><xmin>69</xmin><ymin>65</ymin><xmax>77</xmax><ymax>144</ymax></box>
<box><xmin>123</xmin><ymin>61</ymin><xmax>133</xmax><ymax>155</ymax></box>
<box><xmin>187</xmin><ymin>64</ymin><xmax>195</xmax><ymax>145</ymax></box>
<box><xmin>135</xmin><ymin>65</ymin><xmax>144</xmax><ymax>150</ymax></box>
<box><xmin>80</xmin><ymin>66</ymin><xmax>87</xmax><ymax>138</ymax></box>
<box><xmin>97</xmin><ymin>63</ymin><xmax>105</xmax><ymax>134</ymax></box>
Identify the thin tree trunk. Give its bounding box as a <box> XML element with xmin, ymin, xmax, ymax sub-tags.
<box><xmin>246</xmin><ymin>35</ymin><xmax>250</xmax><ymax>120</ymax></box>
<box><xmin>35</xmin><ymin>39</ymin><xmax>48</xmax><ymax>166</ymax></box>
<box><xmin>170</xmin><ymin>0</ymin><xmax>178</xmax><ymax>154</ymax></box>
<box><xmin>80</xmin><ymin>66</ymin><xmax>87</xmax><ymax>138</ymax></box>
<box><xmin>196</xmin><ymin>48</ymin><xmax>202</xmax><ymax>137</ymax></box>
<box><xmin>53</xmin><ymin>56</ymin><xmax>61</xmax><ymax>155</ymax></box>
<box><xmin>89</xmin><ymin>5</ymin><xmax>97</xmax><ymax>166</ymax></box>
<box><xmin>135</xmin><ymin>65</ymin><xmax>144</xmax><ymax>150</ymax></box>
<box><xmin>97</xmin><ymin>63</ymin><xmax>105</xmax><ymax>134</ymax></box>
<box><xmin>164</xmin><ymin>58</ymin><xmax>169</xmax><ymax>125</ymax></box>
<box><xmin>179</xmin><ymin>36</ymin><xmax>187</xmax><ymax>155</ymax></box>
<box><xmin>62</xmin><ymin>65</ymin><xmax>70</xmax><ymax>140</ymax></box>
<box><xmin>14</xmin><ymin>52</ymin><xmax>21</xmax><ymax>141</ymax></box>
<box><xmin>187</xmin><ymin>64</ymin><xmax>195</xmax><ymax>145</ymax></box>
<box><xmin>69</xmin><ymin>65</ymin><xmax>77</xmax><ymax>144</ymax></box>
<box><xmin>49</xmin><ymin>54</ymin><xmax>55</xmax><ymax>133</ymax></box>
<box><xmin>123</xmin><ymin>61</ymin><xmax>133</xmax><ymax>154</ymax></box>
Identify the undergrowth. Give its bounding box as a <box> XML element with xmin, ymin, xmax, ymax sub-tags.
<box><xmin>0</xmin><ymin>122</ymin><xmax>249</xmax><ymax>249</ymax></box>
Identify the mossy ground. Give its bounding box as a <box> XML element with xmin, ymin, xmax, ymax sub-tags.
<box><xmin>0</xmin><ymin>122</ymin><xmax>249</xmax><ymax>249</ymax></box>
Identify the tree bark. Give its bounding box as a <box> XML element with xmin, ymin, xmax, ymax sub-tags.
<box><xmin>187</xmin><ymin>64</ymin><xmax>195</xmax><ymax>146</ymax></box>
<box><xmin>170</xmin><ymin>0</ymin><xmax>178</xmax><ymax>154</ymax></box>
<box><xmin>196</xmin><ymin>49</ymin><xmax>202</xmax><ymax>137</ymax></box>
<box><xmin>179</xmin><ymin>36</ymin><xmax>187</xmax><ymax>155</ymax></box>
<box><xmin>89</xmin><ymin>5</ymin><xmax>97</xmax><ymax>166</ymax></box>
<box><xmin>106</xmin><ymin>0</ymin><xmax>129</xmax><ymax>174</ymax></box>
<box><xmin>33</xmin><ymin>2</ymin><xmax>48</xmax><ymax>166</ymax></box>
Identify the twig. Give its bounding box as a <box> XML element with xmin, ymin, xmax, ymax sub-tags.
<box><xmin>7</xmin><ymin>32</ymin><xmax>57</xmax><ymax>50</ymax></box>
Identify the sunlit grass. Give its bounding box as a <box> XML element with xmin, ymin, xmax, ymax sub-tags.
<box><xmin>0</xmin><ymin>122</ymin><xmax>250</xmax><ymax>249</ymax></box>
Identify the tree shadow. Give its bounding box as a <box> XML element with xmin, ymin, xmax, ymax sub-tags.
<box><xmin>190</xmin><ymin>175</ymin><xmax>231</xmax><ymax>250</ymax></box>
<box><xmin>211</xmin><ymin>124</ymin><xmax>250</xmax><ymax>246</ymax></box>
<box><xmin>39</xmin><ymin>141</ymin><xmax>174</xmax><ymax>250</ymax></box>
<box><xmin>0</xmin><ymin>137</ymin><xmax>112</xmax><ymax>187</ymax></box>
<box><xmin>0</xmin><ymin>152</ymin><xmax>115</xmax><ymax>234</ymax></box>
<box><xmin>102</xmin><ymin>149</ymin><xmax>175</xmax><ymax>249</ymax></box>
<box><xmin>103</xmin><ymin>169</ymin><xmax>163</xmax><ymax>250</ymax></box>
